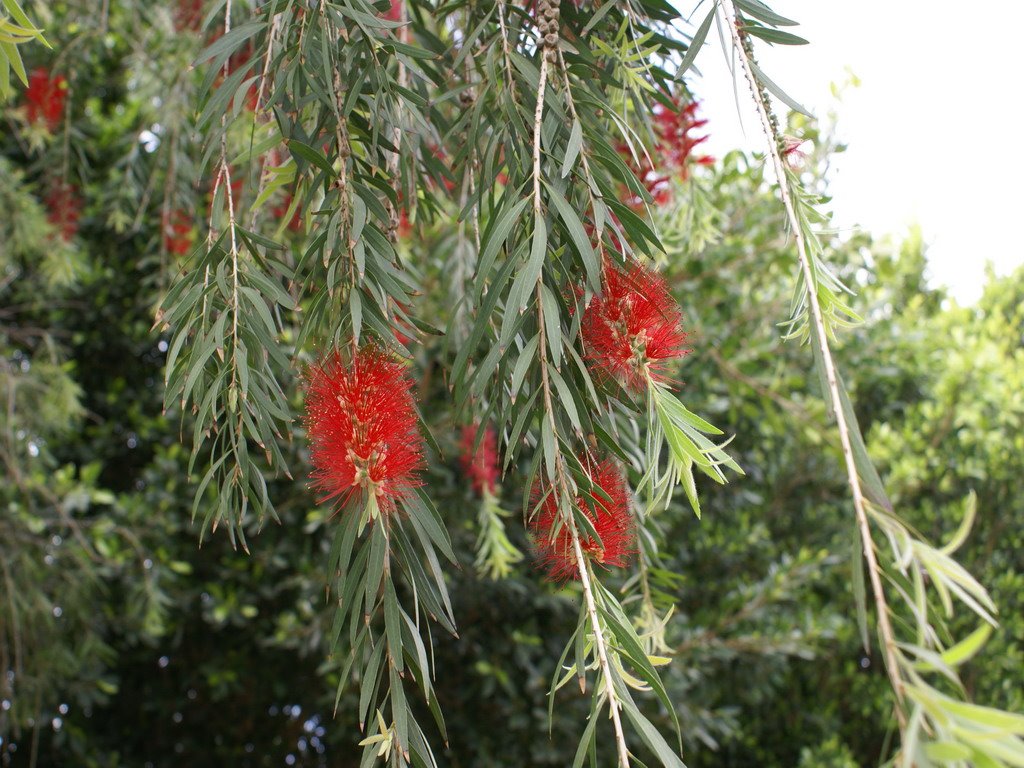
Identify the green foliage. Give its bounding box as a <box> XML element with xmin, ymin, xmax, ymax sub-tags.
<box><xmin>722</xmin><ymin>1</ymin><xmax>1024</xmax><ymax>762</ymax></box>
<box><xmin>0</xmin><ymin>0</ymin><xmax>48</xmax><ymax>100</ymax></box>
<box><xmin>1</xmin><ymin>1</ymin><xmax>1022</xmax><ymax>767</ymax></box>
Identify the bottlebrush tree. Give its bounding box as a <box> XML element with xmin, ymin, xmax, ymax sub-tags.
<box><xmin>4</xmin><ymin>0</ymin><xmax>1024</xmax><ymax>766</ymax></box>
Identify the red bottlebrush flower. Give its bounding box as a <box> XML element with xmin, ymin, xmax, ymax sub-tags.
<box><xmin>174</xmin><ymin>0</ymin><xmax>204</xmax><ymax>31</ymax></box>
<box><xmin>392</xmin><ymin>188</ymin><xmax>413</xmax><ymax>239</ymax></box>
<box><xmin>163</xmin><ymin>208</ymin><xmax>194</xmax><ymax>256</ymax></box>
<box><xmin>25</xmin><ymin>69</ymin><xmax>68</xmax><ymax>131</ymax></box>
<box><xmin>304</xmin><ymin>345</ymin><xmax>425</xmax><ymax>516</ymax></box>
<box><xmin>582</xmin><ymin>261</ymin><xmax>688</xmax><ymax>393</ymax></box>
<box><xmin>530</xmin><ymin>458</ymin><xmax>634</xmax><ymax>581</ymax></box>
<box><xmin>382</xmin><ymin>0</ymin><xmax>402</xmax><ymax>22</ymax></box>
<box><xmin>44</xmin><ymin>181</ymin><xmax>81</xmax><ymax>241</ymax></box>
<box><xmin>616</xmin><ymin>97</ymin><xmax>713</xmax><ymax>208</ymax></box>
<box><xmin>653</xmin><ymin>98</ymin><xmax>713</xmax><ymax>179</ymax></box>
<box><xmin>460</xmin><ymin>424</ymin><xmax>499</xmax><ymax>496</ymax></box>
<box><xmin>396</xmin><ymin>206</ymin><xmax>412</xmax><ymax>239</ymax></box>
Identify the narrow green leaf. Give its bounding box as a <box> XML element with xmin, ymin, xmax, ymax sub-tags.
<box><xmin>561</xmin><ymin>119</ymin><xmax>584</xmax><ymax>179</ymax></box>
<box><xmin>548</xmin><ymin>366</ymin><xmax>581</xmax><ymax>434</ymax></box>
<box><xmin>359</xmin><ymin>640</ymin><xmax>385</xmax><ymax>726</ymax></box>
<box><xmin>511</xmin><ymin>335</ymin><xmax>539</xmax><ymax>400</ymax></box>
<box><xmin>546</xmin><ymin>184</ymin><xmax>599</xmax><ymax>292</ymax></box>
<box><xmin>940</xmin><ymin>491</ymin><xmax>977</xmax><ymax>556</ymax></box>
<box><xmin>743</xmin><ymin>24</ymin><xmax>809</xmax><ymax>45</ymax></box>
<box><xmin>365</xmin><ymin>521</ymin><xmax>387</xmax><ymax>615</ymax></box>
<box><xmin>541</xmin><ymin>418</ymin><xmax>556</xmax><ymax>481</ymax></box>
<box><xmin>621</xmin><ymin>698</ymin><xmax>687</xmax><ymax>768</ymax></box>
<box><xmin>735</xmin><ymin>0</ymin><xmax>799</xmax><ymax>26</ymax></box>
<box><xmin>384</xmin><ymin>578</ymin><xmax>404</xmax><ymax>673</ymax></box>
<box><xmin>390</xmin><ymin>665</ymin><xmax>409</xmax><ymax>758</ymax></box>
<box><xmin>289</xmin><ymin>139</ymin><xmax>335</xmax><ymax>176</ymax></box>
<box><xmin>749</xmin><ymin>60</ymin><xmax>812</xmax><ymax>117</ymax></box>
<box><xmin>541</xmin><ymin>285</ymin><xmax>562</xmax><ymax>368</ymax></box>
<box><xmin>679</xmin><ymin>6</ymin><xmax>715</xmax><ymax>76</ymax></box>
<box><xmin>571</xmin><ymin>697</ymin><xmax>600</xmax><ymax>768</ymax></box>
<box><xmin>475</xmin><ymin>197</ymin><xmax>530</xmax><ymax>299</ymax></box>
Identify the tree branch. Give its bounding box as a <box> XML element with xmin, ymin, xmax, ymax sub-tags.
<box><xmin>720</xmin><ymin>0</ymin><xmax>906</xmax><ymax>729</ymax></box>
<box><xmin>531</xmin><ymin>46</ymin><xmax>630</xmax><ymax>768</ymax></box>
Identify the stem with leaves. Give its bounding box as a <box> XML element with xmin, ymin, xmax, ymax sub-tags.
<box><xmin>719</xmin><ymin>0</ymin><xmax>905</xmax><ymax>723</ymax></box>
<box><xmin>716</xmin><ymin>4</ymin><xmax>1024</xmax><ymax>764</ymax></box>
<box><xmin>531</xmin><ymin>30</ymin><xmax>632</xmax><ymax>768</ymax></box>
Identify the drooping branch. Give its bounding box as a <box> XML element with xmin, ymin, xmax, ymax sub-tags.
<box><xmin>529</xmin><ymin>13</ymin><xmax>631</xmax><ymax>766</ymax></box>
<box><xmin>718</xmin><ymin>0</ymin><xmax>906</xmax><ymax>726</ymax></box>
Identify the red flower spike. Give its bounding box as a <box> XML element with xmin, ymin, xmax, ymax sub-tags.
<box><xmin>25</xmin><ymin>69</ymin><xmax>68</xmax><ymax>131</ymax></box>
<box><xmin>616</xmin><ymin>97</ymin><xmax>713</xmax><ymax>208</ymax></box>
<box><xmin>164</xmin><ymin>208</ymin><xmax>194</xmax><ymax>256</ymax></box>
<box><xmin>44</xmin><ymin>182</ymin><xmax>81</xmax><ymax>242</ymax></box>
<box><xmin>174</xmin><ymin>0</ymin><xmax>204</xmax><ymax>31</ymax></box>
<box><xmin>652</xmin><ymin>99</ymin><xmax>713</xmax><ymax>179</ymax></box>
<box><xmin>530</xmin><ymin>458</ymin><xmax>634</xmax><ymax>582</ymax></box>
<box><xmin>304</xmin><ymin>346</ymin><xmax>425</xmax><ymax>517</ymax></box>
<box><xmin>382</xmin><ymin>0</ymin><xmax>402</xmax><ymax>22</ymax></box>
<box><xmin>582</xmin><ymin>261</ymin><xmax>688</xmax><ymax>393</ymax></box>
<box><xmin>460</xmin><ymin>424</ymin><xmax>499</xmax><ymax>496</ymax></box>
<box><xmin>397</xmin><ymin>206</ymin><xmax>412</xmax><ymax>239</ymax></box>
<box><xmin>391</xmin><ymin>189</ymin><xmax>413</xmax><ymax>239</ymax></box>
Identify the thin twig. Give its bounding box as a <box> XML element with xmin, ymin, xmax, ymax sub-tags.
<box><xmin>574</xmin><ymin>539</ymin><xmax>631</xmax><ymax>768</ymax></box>
<box><xmin>720</xmin><ymin>0</ymin><xmax>906</xmax><ymax>730</ymax></box>
<box><xmin>531</xmin><ymin>57</ymin><xmax>548</xmax><ymax>212</ymax></box>
<box><xmin>383</xmin><ymin>0</ymin><xmax>408</xmax><ymax>243</ymax></box>
<box><xmin>531</xmin><ymin>51</ymin><xmax>630</xmax><ymax>768</ymax></box>
<box><xmin>496</xmin><ymin>1</ymin><xmax>518</xmax><ymax>94</ymax></box>
<box><xmin>248</xmin><ymin>13</ymin><xmax>282</xmax><ymax>232</ymax></box>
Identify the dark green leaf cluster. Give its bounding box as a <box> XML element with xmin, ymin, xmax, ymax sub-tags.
<box><xmin>3</xmin><ymin>2</ymin><xmax>1023</xmax><ymax>768</ymax></box>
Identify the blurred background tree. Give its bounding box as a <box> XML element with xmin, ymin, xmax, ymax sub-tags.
<box><xmin>1</xmin><ymin>1</ymin><xmax>1022</xmax><ymax>767</ymax></box>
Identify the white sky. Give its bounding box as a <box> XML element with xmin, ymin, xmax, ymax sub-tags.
<box><xmin>688</xmin><ymin>1</ymin><xmax>1024</xmax><ymax>305</ymax></box>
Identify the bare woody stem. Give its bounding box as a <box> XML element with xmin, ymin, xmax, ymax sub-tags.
<box><xmin>249</xmin><ymin>14</ymin><xmax>283</xmax><ymax>231</ymax></box>
<box><xmin>720</xmin><ymin>0</ymin><xmax>906</xmax><ymax>730</ymax></box>
<box><xmin>531</xmin><ymin>56</ymin><xmax>548</xmax><ymax>213</ymax></box>
<box><xmin>496</xmin><ymin>1</ymin><xmax>518</xmax><ymax>95</ymax></box>
<box><xmin>385</xmin><ymin>2</ymin><xmax>408</xmax><ymax>243</ymax></box>
<box><xmin>531</xmin><ymin>47</ymin><xmax>630</xmax><ymax>768</ymax></box>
